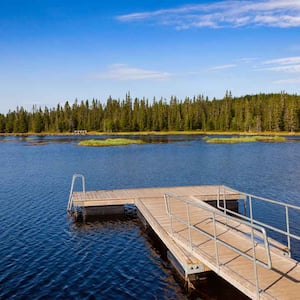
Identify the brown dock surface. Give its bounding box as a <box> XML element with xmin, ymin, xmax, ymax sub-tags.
<box><xmin>71</xmin><ymin>185</ymin><xmax>240</xmax><ymax>207</ymax></box>
<box><xmin>69</xmin><ymin>184</ymin><xmax>300</xmax><ymax>299</ymax></box>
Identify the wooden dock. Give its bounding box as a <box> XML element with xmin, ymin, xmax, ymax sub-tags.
<box><xmin>67</xmin><ymin>175</ymin><xmax>300</xmax><ymax>299</ymax></box>
<box><xmin>70</xmin><ymin>184</ymin><xmax>241</xmax><ymax>207</ymax></box>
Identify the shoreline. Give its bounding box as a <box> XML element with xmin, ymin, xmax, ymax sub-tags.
<box><xmin>0</xmin><ymin>130</ymin><xmax>300</xmax><ymax>137</ymax></box>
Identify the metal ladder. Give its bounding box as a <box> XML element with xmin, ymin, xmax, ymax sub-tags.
<box><xmin>67</xmin><ymin>174</ymin><xmax>85</xmax><ymax>213</ymax></box>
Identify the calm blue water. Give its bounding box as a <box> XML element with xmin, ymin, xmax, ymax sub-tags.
<box><xmin>1</xmin><ymin>135</ymin><xmax>300</xmax><ymax>299</ymax></box>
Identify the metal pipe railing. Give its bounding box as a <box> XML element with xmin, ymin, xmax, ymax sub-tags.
<box><xmin>67</xmin><ymin>174</ymin><xmax>86</xmax><ymax>212</ymax></box>
<box><xmin>165</xmin><ymin>194</ymin><xmax>272</xmax><ymax>295</ymax></box>
<box><xmin>165</xmin><ymin>193</ymin><xmax>272</xmax><ymax>266</ymax></box>
<box><xmin>217</xmin><ymin>187</ymin><xmax>300</xmax><ymax>257</ymax></box>
<box><xmin>164</xmin><ymin>192</ymin><xmax>272</xmax><ymax>298</ymax></box>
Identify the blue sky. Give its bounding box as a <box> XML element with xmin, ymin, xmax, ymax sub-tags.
<box><xmin>1</xmin><ymin>0</ymin><xmax>300</xmax><ymax>113</ymax></box>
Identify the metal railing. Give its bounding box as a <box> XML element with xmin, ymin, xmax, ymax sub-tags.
<box><xmin>164</xmin><ymin>192</ymin><xmax>272</xmax><ymax>299</ymax></box>
<box><xmin>67</xmin><ymin>174</ymin><xmax>86</xmax><ymax>212</ymax></box>
<box><xmin>217</xmin><ymin>186</ymin><xmax>300</xmax><ymax>258</ymax></box>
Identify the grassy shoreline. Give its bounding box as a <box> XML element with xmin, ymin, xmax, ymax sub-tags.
<box><xmin>0</xmin><ymin>130</ymin><xmax>299</xmax><ymax>137</ymax></box>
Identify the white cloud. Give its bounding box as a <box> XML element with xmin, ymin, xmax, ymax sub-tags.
<box><xmin>236</xmin><ymin>57</ymin><xmax>257</xmax><ymax>63</ymax></box>
<box><xmin>265</xmin><ymin>65</ymin><xmax>300</xmax><ymax>73</ymax></box>
<box><xmin>209</xmin><ymin>64</ymin><xmax>237</xmax><ymax>71</ymax></box>
<box><xmin>95</xmin><ymin>64</ymin><xmax>171</xmax><ymax>81</ymax></box>
<box><xmin>273</xmin><ymin>77</ymin><xmax>300</xmax><ymax>84</ymax></box>
<box><xmin>263</xmin><ymin>56</ymin><xmax>300</xmax><ymax>65</ymax></box>
<box><xmin>261</xmin><ymin>56</ymin><xmax>300</xmax><ymax>85</ymax></box>
<box><xmin>261</xmin><ymin>56</ymin><xmax>300</xmax><ymax>73</ymax></box>
<box><xmin>116</xmin><ymin>0</ymin><xmax>300</xmax><ymax>29</ymax></box>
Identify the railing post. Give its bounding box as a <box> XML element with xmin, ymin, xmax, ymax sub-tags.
<box><xmin>186</xmin><ymin>203</ymin><xmax>193</xmax><ymax>249</ymax></box>
<box><xmin>249</xmin><ymin>196</ymin><xmax>254</xmax><ymax>225</ymax></box>
<box><xmin>250</xmin><ymin>225</ymin><xmax>260</xmax><ymax>299</ymax></box>
<box><xmin>262</xmin><ymin>228</ymin><xmax>272</xmax><ymax>269</ymax></box>
<box><xmin>243</xmin><ymin>194</ymin><xmax>247</xmax><ymax>216</ymax></box>
<box><xmin>82</xmin><ymin>175</ymin><xmax>86</xmax><ymax>193</ymax></box>
<box><xmin>217</xmin><ymin>185</ymin><xmax>220</xmax><ymax>210</ymax></box>
<box><xmin>286</xmin><ymin>206</ymin><xmax>291</xmax><ymax>257</ymax></box>
<box><xmin>212</xmin><ymin>211</ymin><xmax>220</xmax><ymax>268</ymax></box>
<box><xmin>223</xmin><ymin>186</ymin><xmax>227</xmax><ymax>213</ymax></box>
<box><xmin>164</xmin><ymin>194</ymin><xmax>169</xmax><ymax>215</ymax></box>
<box><xmin>224</xmin><ymin>186</ymin><xmax>228</xmax><ymax>227</ymax></box>
<box><xmin>169</xmin><ymin>195</ymin><xmax>174</xmax><ymax>236</ymax></box>
<box><xmin>249</xmin><ymin>192</ymin><xmax>260</xmax><ymax>298</ymax></box>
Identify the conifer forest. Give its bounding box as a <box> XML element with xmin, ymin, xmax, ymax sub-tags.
<box><xmin>1</xmin><ymin>92</ymin><xmax>300</xmax><ymax>133</ymax></box>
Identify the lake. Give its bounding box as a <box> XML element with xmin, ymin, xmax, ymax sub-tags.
<box><xmin>1</xmin><ymin>134</ymin><xmax>300</xmax><ymax>299</ymax></box>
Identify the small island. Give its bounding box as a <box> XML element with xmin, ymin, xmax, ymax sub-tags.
<box><xmin>78</xmin><ymin>138</ymin><xmax>145</xmax><ymax>147</ymax></box>
<box><xmin>204</xmin><ymin>136</ymin><xmax>286</xmax><ymax>144</ymax></box>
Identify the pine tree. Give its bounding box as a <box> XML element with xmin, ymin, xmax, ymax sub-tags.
<box><xmin>0</xmin><ymin>114</ymin><xmax>5</xmax><ymax>133</ymax></box>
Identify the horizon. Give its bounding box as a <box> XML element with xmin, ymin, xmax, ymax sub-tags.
<box><xmin>1</xmin><ymin>0</ymin><xmax>300</xmax><ymax>114</ymax></box>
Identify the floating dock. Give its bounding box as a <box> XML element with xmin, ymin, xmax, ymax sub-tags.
<box><xmin>67</xmin><ymin>174</ymin><xmax>300</xmax><ymax>299</ymax></box>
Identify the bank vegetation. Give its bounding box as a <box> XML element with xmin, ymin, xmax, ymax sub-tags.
<box><xmin>1</xmin><ymin>91</ymin><xmax>300</xmax><ymax>134</ymax></box>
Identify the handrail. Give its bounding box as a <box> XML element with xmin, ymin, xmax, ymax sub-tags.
<box><xmin>217</xmin><ymin>186</ymin><xmax>300</xmax><ymax>257</ymax></box>
<box><xmin>164</xmin><ymin>192</ymin><xmax>272</xmax><ymax>299</ymax></box>
<box><xmin>67</xmin><ymin>174</ymin><xmax>86</xmax><ymax>212</ymax></box>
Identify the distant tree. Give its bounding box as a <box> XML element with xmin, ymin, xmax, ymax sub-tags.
<box><xmin>2</xmin><ymin>92</ymin><xmax>300</xmax><ymax>134</ymax></box>
<box><xmin>32</xmin><ymin>108</ymin><xmax>44</xmax><ymax>133</ymax></box>
<box><xmin>13</xmin><ymin>106</ymin><xmax>28</xmax><ymax>133</ymax></box>
<box><xmin>0</xmin><ymin>114</ymin><xmax>5</xmax><ymax>133</ymax></box>
<box><xmin>284</xmin><ymin>96</ymin><xmax>298</xmax><ymax>132</ymax></box>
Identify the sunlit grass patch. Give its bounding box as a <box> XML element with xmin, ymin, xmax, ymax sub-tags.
<box><xmin>204</xmin><ymin>136</ymin><xmax>286</xmax><ymax>144</ymax></box>
<box><xmin>78</xmin><ymin>138</ymin><xmax>145</xmax><ymax>147</ymax></box>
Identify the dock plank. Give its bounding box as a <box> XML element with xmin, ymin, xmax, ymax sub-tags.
<box><xmin>71</xmin><ymin>185</ymin><xmax>242</xmax><ymax>208</ymax></box>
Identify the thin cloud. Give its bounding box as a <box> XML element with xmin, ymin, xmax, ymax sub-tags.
<box><xmin>95</xmin><ymin>64</ymin><xmax>171</xmax><ymax>81</ymax></box>
<box><xmin>209</xmin><ymin>64</ymin><xmax>237</xmax><ymax>71</ymax></box>
<box><xmin>261</xmin><ymin>56</ymin><xmax>300</xmax><ymax>73</ymax></box>
<box><xmin>236</xmin><ymin>57</ymin><xmax>257</xmax><ymax>63</ymax></box>
<box><xmin>266</xmin><ymin>65</ymin><xmax>300</xmax><ymax>73</ymax></box>
<box><xmin>261</xmin><ymin>56</ymin><xmax>300</xmax><ymax>85</ymax></box>
<box><xmin>263</xmin><ymin>56</ymin><xmax>300</xmax><ymax>65</ymax></box>
<box><xmin>116</xmin><ymin>0</ymin><xmax>300</xmax><ymax>29</ymax></box>
<box><xmin>273</xmin><ymin>77</ymin><xmax>300</xmax><ymax>84</ymax></box>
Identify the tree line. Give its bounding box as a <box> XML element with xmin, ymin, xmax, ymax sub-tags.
<box><xmin>1</xmin><ymin>91</ymin><xmax>300</xmax><ymax>133</ymax></box>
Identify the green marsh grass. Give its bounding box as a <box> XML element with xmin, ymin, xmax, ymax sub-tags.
<box><xmin>78</xmin><ymin>138</ymin><xmax>144</xmax><ymax>147</ymax></box>
<box><xmin>204</xmin><ymin>136</ymin><xmax>286</xmax><ymax>144</ymax></box>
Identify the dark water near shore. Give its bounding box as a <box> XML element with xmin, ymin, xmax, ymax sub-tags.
<box><xmin>1</xmin><ymin>135</ymin><xmax>300</xmax><ymax>299</ymax></box>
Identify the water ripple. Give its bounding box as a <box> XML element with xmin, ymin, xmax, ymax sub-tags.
<box><xmin>1</xmin><ymin>136</ymin><xmax>300</xmax><ymax>298</ymax></box>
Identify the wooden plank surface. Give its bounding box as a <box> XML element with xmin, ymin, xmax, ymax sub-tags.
<box><xmin>71</xmin><ymin>185</ymin><xmax>241</xmax><ymax>207</ymax></box>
